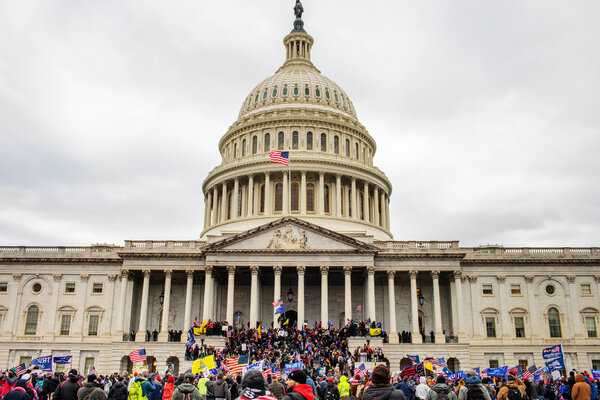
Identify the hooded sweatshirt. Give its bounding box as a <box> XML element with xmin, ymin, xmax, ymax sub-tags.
<box><xmin>571</xmin><ymin>375</ymin><xmax>591</xmax><ymax>400</ymax></box>
<box><xmin>415</xmin><ymin>378</ymin><xmax>430</xmax><ymax>400</ymax></box>
<box><xmin>362</xmin><ymin>384</ymin><xmax>406</xmax><ymax>400</ymax></box>
<box><xmin>283</xmin><ymin>384</ymin><xmax>315</xmax><ymax>400</ymax></box>
<box><xmin>173</xmin><ymin>384</ymin><xmax>202</xmax><ymax>400</ymax></box>
<box><xmin>426</xmin><ymin>384</ymin><xmax>457</xmax><ymax>400</ymax></box>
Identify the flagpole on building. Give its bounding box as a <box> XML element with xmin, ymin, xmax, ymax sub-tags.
<box><xmin>288</xmin><ymin>152</ymin><xmax>291</xmax><ymax>215</ymax></box>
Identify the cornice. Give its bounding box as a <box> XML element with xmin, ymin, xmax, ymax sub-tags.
<box><xmin>0</xmin><ymin>257</ymin><xmax>121</xmax><ymax>264</ymax></box>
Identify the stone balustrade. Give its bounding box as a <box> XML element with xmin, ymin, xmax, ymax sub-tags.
<box><xmin>375</xmin><ymin>241</ymin><xmax>460</xmax><ymax>250</ymax></box>
<box><xmin>470</xmin><ymin>247</ymin><xmax>600</xmax><ymax>257</ymax></box>
<box><xmin>123</xmin><ymin>240</ymin><xmax>206</xmax><ymax>249</ymax></box>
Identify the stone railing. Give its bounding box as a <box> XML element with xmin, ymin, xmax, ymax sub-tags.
<box><xmin>375</xmin><ymin>241</ymin><xmax>460</xmax><ymax>251</ymax></box>
<box><xmin>123</xmin><ymin>240</ymin><xmax>206</xmax><ymax>250</ymax></box>
<box><xmin>0</xmin><ymin>246</ymin><xmax>118</xmax><ymax>257</ymax></box>
<box><xmin>471</xmin><ymin>247</ymin><xmax>600</xmax><ymax>257</ymax></box>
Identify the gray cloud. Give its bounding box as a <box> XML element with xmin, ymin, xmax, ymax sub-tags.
<box><xmin>1</xmin><ymin>1</ymin><xmax>598</xmax><ymax>247</ymax></box>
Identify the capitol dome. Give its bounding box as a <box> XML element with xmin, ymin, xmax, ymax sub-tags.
<box><xmin>201</xmin><ymin>2</ymin><xmax>393</xmax><ymax>241</ymax></box>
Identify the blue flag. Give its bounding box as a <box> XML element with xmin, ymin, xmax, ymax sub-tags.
<box><xmin>486</xmin><ymin>366</ymin><xmax>508</xmax><ymax>378</ymax></box>
<box><xmin>186</xmin><ymin>327</ymin><xmax>196</xmax><ymax>347</ymax></box>
<box><xmin>274</xmin><ymin>304</ymin><xmax>285</xmax><ymax>314</ymax></box>
<box><xmin>32</xmin><ymin>356</ymin><xmax>52</xmax><ymax>371</ymax></box>
<box><xmin>53</xmin><ymin>356</ymin><xmax>72</xmax><ymax>365</ymax></box>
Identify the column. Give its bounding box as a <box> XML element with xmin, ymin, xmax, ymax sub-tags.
<box><xmin>297</xmin><ymin>266</ymin><xmax>305</xmax><ymax>330</ymax></box>
<box><xmin>380</xmin><ymin>191</ymin><xmax>386</xmax><ymax>229</ymax></box>
<box><xmin>49</xmin><ymin>274</ymin><xmax>62</xmax><ymax>338</ymax></box>
<box><xmin>264</xmin><ymin>173</ymin><xmax>271</xmax><ymax>214</ymax></box>
<box><xmin>9</xmin><ymin>274</ymin><xmax>23</xmax><ymax>337</ymax></box>
<box><xmin>469</xmin><ymin>275</ymin><xmax>482</xmax><ymax>337</ymax></box>
<box><xmin>567</xmin><ymin>275</ymin><xmax>584</xmax><ymax>338</ymax></box>
<box><xmin>226</xmin><ymin>266</ymin><xmax>236</xmax><ymax>325</ymax></box>
<box><xmin>159</xmin><ymin>270</ymin><xmax>172</xmax><ymax>342</ymax></box>
<box><xmin>454</xmin><ymin>271</ymin><xmax>464</xmax><ymax>340</ymax></box>
<box><xmin>386</xmin><ymin>196</ymin><xmax>391</xmax><ymax>230</ymax></box>
<box><xmin>241</xmin><ymin>184</ymin><xmax>247</xmax><ymax>217</ymax></box>
<box><xmin>283</xmin><ymin>171</ymin><xmax>289</xmax><ymax>214</ymax></box>
<box><xmin>247</xmin><ymin>175</ymin><xmax>254</xmax><ymax>216</ymax></box>
<box><xmin>497</xmin><ymin>275</ymin><xmax>512</xmax><ymax>338</ymax></box>
<box><xmin>182</xmin><ymin>270</ymin><xmax>194</xmax><ymax>340</ymax></box>
<box><xmin>300</xmin><ymin>172</ymin><xmax>307</xmax><ymax>214</ymax></box>
<box><xmin>320</xmin><ymin>266</ymin><xmax>329</xmax><ymax>326</ymax></box>
<box><xmin>410</xmin><ymin>270</ymin><xmax>422</xmax><ymax>343</ymax></box>
<box><xmin>249</xmin><ymin>265</ymin><xmax>259</xmax><ymax>328</ymax></box>
<box><xmin>136</xmin><ymin>270</ymin><xmax>150</xmax><ymax>340</ymax></box>
<box><xmin>343</xmin><ymin>266</ymin><xmax>352</xmax><ymax>323</ymax></box>
<box><xmin>525</xmin><ymin>275</ymin><xmax>538</xmax><ymax>339</ymax></box>
<box><xmin>202</xmin><ymin>266</ymin><xmax>213</xmax><ymax>321</ymax></box>
<box><xmin>373</xmin><ymin>187</ymin><xmax>380</xmax><ymax>226</ymax></box>
<box><xmin>204</xmin><ymin>193</ymin><xmax>211</xmax><ymax>229</ymax></box>
<box><xmin>387</xmin><ymin>271</ymin><xmax>398</xmax><ymax>343</ymax></box>
<box><xmin>336</xmin><ymin>175</ymin><xmax>342</xmax><ymax>217</ymax></box>
<box><xmin>319</xmin><ymin>172</ymin><xmax>325</xmax><ymax>214</ymax></box>
<box><xmin>273</xmin><ymin>266</ymin><xmax>282</xmax><ymax>325</ymax></box>
<box><xmin>363</xmin><ymin>182</ymin><xmax>369</xmax><ymax>222</ymax></box>
<box><xmin>367</xmin><ymin>267</ymin><xmax>376</xmax><ymax>321</ymax></box>
<box><xmin>232</xmin><ymin>178</ymin><xmax>240</xmax><ymax>219</ymax></box>
<box><xmin>79</xmin><ymin>273</ymin><xmax>89</xmax><ymax>337</ymax></box>
<box><xmin>211</xmin><ymin>187</ymin><xmax>219</xmax><ymax>225</ymax></box>
<box><xmin>432</xmin><ymin>271</ymin><xmax>444</xmax><ymax>343</ymax></box>
<box><xmin>220</xmin><ymin>182</ymin><xmax>228</xmax><ymax>222</ymax></box>
<box><xmin>350</xmin><ymin>178</ymin><xmax>357</xmax><ymax>219</ymax></box>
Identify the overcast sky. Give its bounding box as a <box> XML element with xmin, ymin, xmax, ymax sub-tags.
<box><xmin>1</xmin><ymin>1</ymin><xmax>599</xmax><ymax>247</ymax></box>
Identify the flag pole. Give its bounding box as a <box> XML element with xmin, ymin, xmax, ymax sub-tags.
<box><xmin>288</xmin><ymin>152</ymin><xmax>291</xmax><ymax>215</ymax></box>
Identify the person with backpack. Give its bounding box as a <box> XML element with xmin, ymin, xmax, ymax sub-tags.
<box><xmin>496</xmin><ymin>376</ymin><xmax>525</xmax><ymax>400</ymax></box>
<box><xmin>458</xmin><ymin>371</ymin><xmax>491</xmax><ymax>400</ymax></box>
<box><xmin>426</xmin><ymin>376</ymin><xmax>457</xmax><ymax>400</ymax></box>
<box><xmin>322</xmin><ymin>378</ymin><xmax>339</xmax><ymax>400</ymax></box>
<box><xmin>236</xmin><ymin>370</ymin><xmax>277</xmax><ymax>400</ymax></box>
<box><xmin>77</xmin><ymin>374</ymin><xmax>107</xmax><ymax>400</ymax></box>
<box><xmin>108</xmin><ymin>376</ymin><xmax>129</xmax><ymax>400</ymax></box>
<box><xmin>206</xmin><ymin>374</ymin><xmax>228</xmax><ymax>400</ymax></box>
<box><xmin>337</xmin><ymin>376</ymin><xmax>350</xmax><ymax>400</ymax></box>
<box><xmin>172</xmin><ymin>374</ymin><xmax>202</xmax><ymax>400</ymax></box>
<box><xmin>197</xmin><ymin>375</ymin><xmax>209</xmax><ymax>400</ymax></box>
<box><xmin>361</xmin><ymin>365</ymin><xmax>405</xmax><ymax>400</ymax></box>
<box><xmin>54</xmin><ymin>370</ymin><xmax>81</xmax><ymax>400</ymax></box>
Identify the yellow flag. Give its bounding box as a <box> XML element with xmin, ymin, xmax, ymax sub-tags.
<box><xmin>369</xmin><ymin>327</ymin><xmax>382</xmax><ymax>337</ymax></box>
<box><xmin>193</xmin><ymin>327</ymin><xmax>202</xmax><ymax>336</ymax></box>
<box><xmin>201</xmin><ymin>355</ymin><xmax>217</xmax><ymax>370</ymax></box>
<box><xmin>192</xmin><ymin>359</ymin><xmax>203</xmax><ymax>375</ymax></box>
<box><xmin>424</xmin><ymin>361</ymin><xmax>433</xmax><ymax>372</ymax></box>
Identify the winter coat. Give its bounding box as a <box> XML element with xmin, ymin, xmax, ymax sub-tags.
<box><xmin>572</xmin><ymin>376</ymin><xmax>591</xmax><ymax>400</ymax></box>
<box><xmin>77</xmin><ymin>383</ymin><xmax>107</xmax><ymax>400</ymax></box>
<box><xmin>282</xmin><ymin>384</ymin><xmax>316</xmax><ymax>400</ymax></box>
<box><xmin>54</xmin><ymin>378</ymin><xmax>81</xmax><ymax>400</ymax></box>
<box><xmin>129</xmin><ymin>379</ymin><xmax>148</xmax><ymax>400</ymax></box>
<box><xmin>172</xmin><ymin>384</ymin><xmax>202</xmax><ymax>400</ymax></box>
<box><xmin>108</xmin><ymin>382</ymin><xmax>129</xmax><ymax>400</ymax></box>
<box><xmin>497</xmin><ymin>383</ymin><xmax>526</xmax><ymax>400</ymax></box>
<box><xmin>162</xmin><ymin>383</ymin><xmax>175</xmax><ymax>400</ymax></box>
<box><xmin>338</xmin><ymin>377</ymin><xmax>350</xmax><ymax>398</ymax></box>
<box><xmin>268</xmin><ymin>382</ymin><xmax>286</xmax><ymax>400</ymax></box>
<box><xmin>426</xmin><ymin>384</ymin><xmax>457</xmax><ymax>400</ymax></box>
<box><xmin>362</xmin><ymin>384</ymin><xmax>406</xmax><ymax>400</ymax></box>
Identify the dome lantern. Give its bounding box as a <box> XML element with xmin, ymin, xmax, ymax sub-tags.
<box><xmin>281</xmin><ymin>0</ymin><xmax>315</xmax><ymax>69</ymax></box>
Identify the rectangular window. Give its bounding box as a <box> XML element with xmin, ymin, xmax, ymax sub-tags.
<box><xmin>60</xmin><ymin>314</ymin><xmax>72</xmax><ymax>336</ymax></box>
<box><xmin>482</xmin><ymin>284</ymin><xmax>494</xmax><ymax>296</ymax></box>
<box><xmin>84</xmin><ymin>357</ymin><xmax>95</xmax><ymax>375</ymax></box>
<box><xmin>19</xmin><ymin>356</ymin><xmax>32</xmax><ymax>367</ymax></box>
<box><xmin>585</xmin><ymin>316</ymin><xmax>597</xmax><ymax>338</ymax></box>
<box><xmin>65</xmin><ymin>282</ymin><xmax>76</xmax><ymax>294</ymax></box>
<box><xmin>518</xmin><ymin>359</ymin><xmax>528</xmax><ymax>370</ymax></box>
<box><xmin>88</xmin><ymin>315</ymin><xmax>100</xmax><ymax>336</ymax></box>
<box><xmin>593</xmin><ymin>360</ymin><xmax>600</xmax><ymax>371</ymax></box>
<box><xmin>510</xmin><ymin>284</ymin><xmax>522</xmax><ymax>296</ymax></box>
<box><xmin>0</xmin><ymin>282</ymin><xmax>7</xmax><ymax>292</ymax></box>
<box><xmin>92</xmin><ymin>283</ymin><xmax>103</xmax><ymax>294</ymax></box>
<box><xmin>515</xmin><ymin>316</ymin><xmax>526</xmax><ymax>338</ymax></box>
<box><xmin>485</xmin><ymin>317</ymin><xmax>496</xmax><ymax>337</ymax></box>
<box><xmin>581</xmin><ymin>284</ymin><xmax>592</xmax><ymax>296</ymax></box>
<box><xmin>489</xmin><ymin>359</ymin><xmax>499</xmax><ymax>369</ymax></box>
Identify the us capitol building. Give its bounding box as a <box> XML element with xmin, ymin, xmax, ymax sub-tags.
<box><xmin>1</xmin><ymin>3</ymin><xmax>599</xmax><ymax>375</ymax></box>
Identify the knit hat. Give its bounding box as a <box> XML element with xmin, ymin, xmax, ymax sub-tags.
<box><xmin>242</xmin><ymin>370</ymin><xmax>266</xmax><ymax>391</ymax></box>
<box><xmin>288</xmin><ymin>370</ymin><xmax>307</xmax><ymax>385</ymax></box>
<box><xmin>371</xmin><ymin>365</ymin><xmax>390</xmax><ymax>385</ymax></box>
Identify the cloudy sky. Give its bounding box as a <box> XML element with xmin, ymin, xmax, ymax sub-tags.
<box><xmin>1</xmin><ymin>1</ymin><xmax>599</xmax><ymax>247</ymax></box>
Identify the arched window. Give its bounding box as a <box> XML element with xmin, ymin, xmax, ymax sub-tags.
<box><xmin>345</xmin><ymin>139</ymin><xmax>350</xmax><ymax>157</ymax></box>
<box><xmin>355</xmin><ymin>143</ymin><xmax>359</xmax><ymax>159</ymax></box>
<box><xmin>293</xmin><ymin>84</ymin><xmax>299</xmax><ymax>97</ymax></box>
<box><xmin>233</xmin><ymin>143</ymin><xmax>237</xmax><ymax>158</ymax></box>
<box><xmin>25</xmin><ymin>305</ymin><xmax>39</xmax><ymax>335</ymax></box>
<box><xmin>306</xmin><ymin>183</ymin><xmax>315</xmax><ymax>212</ymax></box>
<box><xmin>315</xmin><ymin>86</ymin><xmax>321</xmax><ymax>98</ymax></box>
<box><xmin>252</xmin><ymin>136</ymin><xmax>258</xmax><ymax>155</ymax></box>
<box><xmin>283</xmin><ymin>85</ymin><xmax>288</xmax><ymax>97</ymax></box>
<box><xmin>304</xmin><ymin>84</ymin><xmax>310</xmax><ymax>97</ymax></box>
<box><xmin>272</xmin><ymin>86</ymin><xmax>278</xmax><ymax>98</ymax></box>
<box><xmin>241</xmin><ymin>139</ymin><xmax>246</xmax><ymax>157</ymax></box>
<box><xmin>324</xmin><ymin>185</ymin><xmax>330</xmax><ymax>214</ymax></box>
<box><xmin>320</xmin><ymin>133</ymin><xmax>327</xmax><ymax>152</ymax></box>
<box><xmin>291</xmin><ymin>182</ymin><xmax>299</xmax><ymax>212</ymax></box>
<box><xmin>363</xmin><ymin>147</ymin><xmax>366</xmax><ymax>162</ymax></box>
<box><xmin>226</xmin><ymin>192</ymin><xmax>233</xmax><ymax>220</ymax></box>
<box><xmin>292</xmin><ymin>132</ymin><xmax>299</xmax><ymax>150</ymax></box>
<box><xmin>259</xmin><ymin>185</ymin><xmax>265</xmax><ymax>213</ymax></box>
<box><xmin>278</xmin><ymin>132</ymin><xmax>285</xmax><ymax>150</ymax></box>
<box><xmin>264</xmin><ymin>133</ymin><xmax>271</xmax><ymax>152</ymax></box>
<box><xmin>274</xmin><ymin>183</ymin><xmax>283</xmax><ymax>212</ymax></box>
<box><xmin>306</xmin><ymin>132</ymin><xmax>313</xmax><ymax>150</ymax></box>
<box><xmin>334</xmin><ymin>136</ymin><xmax>340</xmax><ymax>154</ymax></box>
<box><xmin>358</xmin><ymin>191</ymin><xmax>364</xmax><ymax>220</ymax></box>
<box><xmin>548</xmin><ymin>307</ymin><xmax>562</xmax><ymax>338</ymax></box>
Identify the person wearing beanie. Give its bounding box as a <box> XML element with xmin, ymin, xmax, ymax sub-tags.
<box><xmin>282</xmin><ymin>370</ymin><xmax>314</xmax><ymax>400</ymax></box>
<box><xmin>236</xmin><ymin>370</ymin><xmax>276</xmax><ymax>400</ymax></box>
<box><xmin>77</xmin><ymin>374</ymin><xmax>107</xmax><ymax>400</ymax></box>
<box><xmin>54</xmin><ymin>370</ymin><xmax>81</xmax><ymax>400</ymax></box>
<box><xmin>572</xmin><ymin>374</ymin><xmax>591</xmax><ymax>400</ymax></box>
<box><xmin>362</xmin><ymin>365</ymin><xmax>405</xmax><ymax>400</ymax></box>
<box><xmin>426</xmin><ymin>376</ymin><xmax>456</xmax><ymax>400</ymax></box>
<box><xmin>172</xmin><ymin>374</ymin><xmax>201</xmax><ymax>400</ymax></box>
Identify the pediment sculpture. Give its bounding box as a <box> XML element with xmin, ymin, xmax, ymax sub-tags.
<box><xmin>267</xmin><ymin>226</ymin><xmax>309</xmax><ymax>250</ymax></box>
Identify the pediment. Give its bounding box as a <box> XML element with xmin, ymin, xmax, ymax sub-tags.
<box><xmin>206</xmin><ymin>217</ymin><xmax>377</xmax><ymax>253</ymax></box>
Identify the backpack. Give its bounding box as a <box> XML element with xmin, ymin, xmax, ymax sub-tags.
<box><xmin>183</xmin><ymin>393</ymin><xmax>193</xmax><ymax>400</ymax></box>
<box><xmin>507</xmin><ymin>388</ymin><xmax>522</xmax><ymax>400</ymax></box>
<box><xmin>434</xmin><ymin>388</ymin><xmax>449</xmax><ymax>400</ymax></box>
<box><xmin>466</xmin><ymin>385</ymin><xmax>485</xmax><ymax>400</ymax></box>
<box><xmin>324</xmin><ymin>386</ymin><xmax>339</xmax><ymax>400</ymax></box>
<box><xmin>212</xmin><ymin>382</ymin><xmax>227</xmax><ymax>399</ymax></box>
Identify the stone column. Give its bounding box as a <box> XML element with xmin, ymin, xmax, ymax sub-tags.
<box><xmin>567</xmin><ymin>275</ymin><xmax>584</xmax><ymax>338</ymax></box>
<box><xmin>336</xmin><ymin>175</ymin><xmax>342</xmax><ymax>217</ymax></box>
<box><xmin>350</xmin><ymin>178</ymin><xmax>357</xmax><ymax>219</ymax></box>
<box><xmin>453</xmin><ymin>271</ymin><xmax>464</xmax><ymax>340</ymax></box>
<box><xmin>204</xmin><ymin>193</ymin><xmax>211</xmax><ymax>229</ymax></box>
<box><xmin>273</xmin><ymin>266</ymin><xmax>282</xmax><ymax>325</ymax></box>
<box><xmin>297</xmin><ymin>266</ymin><xmax>305</xmax><ymax>330</ymax></box>
<box><xmin>136</xmin><ymin>270</ymin><xmax>150</xmax><ymax>340</ymax></box>
<box><xmin>49</xmin><ymin>274</ymin><xmax>62</xmax><ymax>338</ymax></box>
<box><xmin>469</xmin><ymin>275</ymin><xmax>482</xmax><ymax>337</ymax></box>
<box><xmin>182</xmin><ymin>270</ymin><xmax>194</xmax><ymax>340</ymax></box>
<box><xmin>343</xmin><ymin>266</ymin><xmax>352</xmax><ymax>322</ymax></box>
<box><xmin>159</xmin><ymin>270</ymin><xmax>172</xmax><ymax>342</ymax></box>
<box><xmin>373</xmin><ymin>186</ymin><xmax>380</xmax><ymax>226</ymax></box>
<box><xmin>320</xmin><ymin>266</ymin><xmax>329</xmax><ymax>326</ymax></box>
<box><xmin>232</xmin><ymin>178</ymin><xmax>240</xmax><ymax>219</ymax></box>
<box><xmin>249</xmin><ymin>265</ymin><xmax>259</xmax><ymax>328</ymax></box>
<box><xmin>432</xmin><ymin>271</ymin><xmax>444</xmax><ymax>343</ymax></box>
<box><xmin>283</xmin><ymin>171</ymin><xmax>289</xmax><ymax>214</ymax></box>
<box><xmin>410</xmin><ymin>270</ymin><xmax>422</xmax><ymax>343</ymax></box>
<box><xmin>367</xmin><ymin>267</ymin><xmax>376</xmax><ymax>321</ymax></box>
<box><xmin>497</xmin><ymin>275</ymin><xmax>512</xmax><ymax>338</ymax></box>
<box><xmin>319</xmin><ymin>172</ymin><xmax>325</xmax><ymax>214</ymax></box>
<box><xmin>264</xmin><ymin>173</ymin><xmax>271</xmax><ymax>214</ymax></box>
<box><xmin>202</xmin><ymin>266</ymin><xmax>213</xmax><ymax>321</ymax></box>
<box><xmin>221</xmin><ymin>182</ymin><xmax>228</xmax><ymax>222</ymax></box>
<box><xmin>247</xmin><ymin>175</ymin><xmax>254</xmax><ymax>216</ymax></box>
<box><xmin>380</xmin><ymin>191</ymin><xmax>386</xmax><ymax>229</ymax></box>
<box><xmin>226</xmin><ymin>266</ymin><xmax>236</xmax><ymax>325</ymax></box>
<box><xmin>300</xmin><ymin>172</ymin><xmax>307</xmax><ymax>214</ymax></box>
<box><xmin>9</xmin><ymin>274</ymin><xmax>23</xmax><ymax>337</ymax></box>
<box><xmin>524</xmin><ymin>275</ymin><xmax>537</xmax><ymax>339</ymax></box>
<box><xmin>386</xmin><ymin>196</ymin><xmax>391</xmax><ymax>230</ymax></box>
<box><xmin>211</xmin><ymin>187</ymin><xmax>219</xmax><ymax>225</ymax></box>
<box><xmin>363</xmin><ymin>181</ymin><xmax>369</xmax><ymax>222</ymax></box>
<box><xmin>387</xmin><ymin>271</ymin><xmax>398</xmax><ymax>343</ymax></box>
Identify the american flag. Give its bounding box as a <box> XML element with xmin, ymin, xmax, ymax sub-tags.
<box><xmin>129</xmin><ymin>348</ymin><xmax>146</xmax><ymax>364</ymax></box>
<box><xmin>224</xmin><ymin>356</ymin><xmax>246</xmax><ymax>376</ymax></box>
<box><xmin>269</xmin><ymin>151</ymin><xmax>289</xmax><ymax>166</ymax></box>
<box><xmin>12</xmin><ymin>364</ymin><xmax>27</xmax><ymax>377</ymax></box>
<box><xmin>272</xmin><ymin>368</ymin><xmax>282</xmax><ymax>380</ymax></box>
<box><xmin>262</xmin><ymin>368</ymin><xmax>272</xmax><ymax>379</ymax></box>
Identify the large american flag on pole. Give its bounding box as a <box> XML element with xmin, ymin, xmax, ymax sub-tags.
<box><xmin>224</xmin><ymin>356</ymin><xmax>247</xmax><ymax>376</ymax></box>
<box><xmin>269</xmin><ymin>151</ymin><xmax>289</xmax><ymax>166</ymax></box>
<box><xmin>129</xmin><ymin>348</ymin><xmax>146</xmax><ymax>363</ymax></box>
<box><xmin>11</xmin><ymin>364</ymin><xmax>27</xmax><ymax>377</ymax></box>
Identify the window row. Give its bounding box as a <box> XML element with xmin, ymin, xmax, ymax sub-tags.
<box><xmin>481</xmin><ymin>282</ymin><xmax>595</xmax><ymax>297</ymax></box>
<box><xmin>223</xmin><ymin>131</ymin><xmax>372</xmax><ymax>164</ymax></box>
<box><xmin>0</xmin><ymin>281</ymin><xmax>105</xmax><ymax>295</ymax></box>
<box><xmin>23</xmin><ymin>305</ymin><xmax>104</xmax><ymax>337</ymax></box>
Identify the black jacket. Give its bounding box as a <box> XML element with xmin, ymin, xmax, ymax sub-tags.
<box><xmin>54</xmin><ymin>377</ymin><xmax>81</xmax><ymax>400</ymax></box>
<box><xmin>108</xmin><ymin>382</ymin><xmax>128</xmax><ymax>400</ymax></box>
<box><xmin>362</xmin><ymin>385</ymin><xmax>406</xmax><ymax>400</ymax></box>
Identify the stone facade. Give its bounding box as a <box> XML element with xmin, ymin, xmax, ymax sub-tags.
<box><xmin>1</xmin><ymin>4</ymin><xmax>600</xmax><ymax>376</ymax></box>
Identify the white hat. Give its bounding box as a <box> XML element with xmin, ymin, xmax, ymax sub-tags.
<box><xmin>20</xmin><ymin>374</ymin><xmax>31</xmax><ymax>381</ymax></box>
